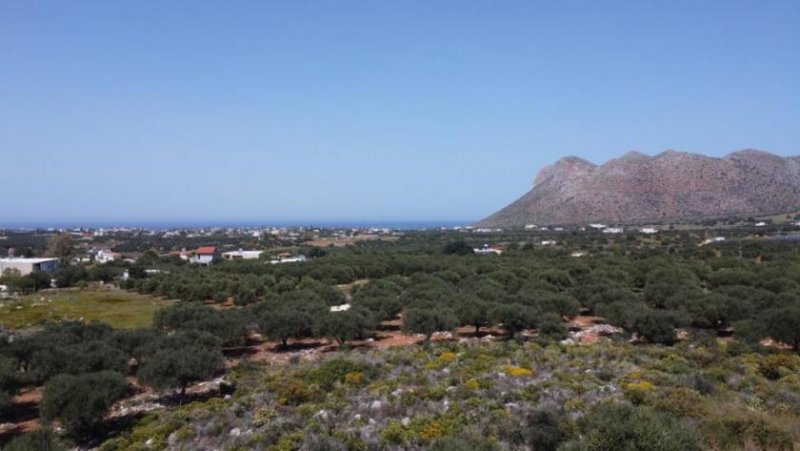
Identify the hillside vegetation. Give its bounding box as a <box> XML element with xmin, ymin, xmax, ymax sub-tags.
<box><xmin>0</xmin><ymin>227</ymin><xmax>799</xmax><ymax>449</ymax></box>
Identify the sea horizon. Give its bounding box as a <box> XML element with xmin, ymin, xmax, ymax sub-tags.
<box><xmin>0</xmin><ymin>219</ymin><xmax>476</xmax><ymax>231</ymax></box>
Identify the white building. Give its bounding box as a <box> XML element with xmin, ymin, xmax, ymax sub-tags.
<box><xmin>699</xmin><ymin>237</ymin><xmax>726</xmax><ymax>247</ymax></box>
<box><xmin>639</xmin><ymin>227</ymin><xmax>658</xmax><ymax>234</ymax></box>
<box><xmin>474</xmin><ymin>245</ymin><xmax>503</xmax><ymax>256</ymax></box>
<box><xmin>222</xmin><ymin>249</ymin><xmax>263</xmax><ymax>260</ymax></box>
<box><xmin>96</xmin><ymin>249</ymin><xmax>122</xmax><ymax>264</ymax></box>
<box><xmin>0</xmin><ymin>258</ymin><xmax>59</xmax><ymax>276</ymax></box>
<box><xmin>269</xmin><ymin>255</ymin><xmax>307</xmax><ymax>264</ymax></box>
<box><xmin>602</xmin><ymin>227</ymin><xmax>624</xmax><ymax>234</ymax></box>
<box><xmin>190</xmin><ymin>247</ymin><xmax>216</xmax><ymax>265</ymax></box>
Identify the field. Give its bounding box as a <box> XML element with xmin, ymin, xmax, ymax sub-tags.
<box><xmin>0</xmin><ymin>287</ymin><xmax>175</xmax><ymax>329</ymax></box>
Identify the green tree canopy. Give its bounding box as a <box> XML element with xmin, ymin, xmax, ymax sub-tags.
<box><xmin>315</xmin><ymin>308</ymin><xmax>375</xmax><ymax>345</ymax></box>
<box><xmin>46</xmin><ymin>233</ymin><xmax>74</xmax><ymax>263</ymax></box>
<box><xmin>457</xmin><ymin>297</ymin><xmax>493</xmax><ymax>335</ymax></box>
<box><xmin>490</xmin><ymin>303</ymin><xmax>537</xmax><ymax>339</ymax></box>
<box><xmin>41</xmin><ymin>371</ymin><xmax>128</xmax><ymax>438</ymax></box>
<box><xmin>137</xmin><ymin>331</ymin><xmax>224</xmax><ymax>397</ymax></box>
<box><xmin>403</xmin><ymin>307</ymin><xmax>458</xmax><ymax>341</ymax></box>
<box><xmin>443</xmin><ymin>241</ymin><xmax>474</xmax><ymax>256</ymax></box>
<box><xmin>757</xmin><ymin>306</ymin><xmax>800</xmax><ymax>352</ymax></box>
<box><xmin>259</xmin><ymin>307</ymin><xmax>314</xmax><ymax>347</ymax></box>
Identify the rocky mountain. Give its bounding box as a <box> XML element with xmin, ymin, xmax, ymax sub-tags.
<box><xmin>477</xmin><ymin>150</ymin><xmax>800</xmax><ymax>227</ymax></box>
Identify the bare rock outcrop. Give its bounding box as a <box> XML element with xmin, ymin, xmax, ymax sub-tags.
<box><xmin>478</xmin><ymin>149</ymin><xmax>800</xmax><ymax>227</ymax></box>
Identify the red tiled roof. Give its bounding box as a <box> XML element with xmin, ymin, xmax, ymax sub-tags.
<box><xmin>196</xmin><ymin>246</ymin><xmax>216</xmax><ymax>255</ymax></box>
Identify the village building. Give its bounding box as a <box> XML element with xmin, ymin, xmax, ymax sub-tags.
<box><xmin>269</xmin><ymin>253</ymin><xmax>307</xmax><ymax>264</ymax></box>
<box><xmin>221</xmin><ymin>249</ymin><xmax>263</xmax><ymax>260</ymax></box>
<box><xmin>96</xmin><ymin>249</ymin><xmax>122</xmax><ymax>264</ymax></box>
<box><xmin>699</xmin><ymin>237</ymin><xmax>726</xmax><ymax>246</ymax></box>
<box><xmin>0</xmin><ymin>257</ymin><xmax>59</xmax><ymax>276</ymax></box>
<box><xmin>473</xmin><ymin>245</ymin><xmax>503</xmax><ymax>256</ymax></box>
<box><xmin>190</xmin><ymin>247</ymin><xmax>216</xmax><ymax>265</ymax></box>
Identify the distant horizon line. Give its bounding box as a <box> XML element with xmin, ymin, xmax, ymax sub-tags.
<box><xmin>0</xmin><ymin>219</ymin><xmax>477</xmax><ymax>230</ymax></box>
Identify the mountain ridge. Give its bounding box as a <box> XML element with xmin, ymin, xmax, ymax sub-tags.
<box><xmin>478</xmin><ymin>149</ymin><xmax>800</xmax><ymax>227</ymax></box>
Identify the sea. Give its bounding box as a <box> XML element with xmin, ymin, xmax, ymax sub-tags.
<box><xmin>0</xmin><ymin>220</ymin><xmax>474</xmax><ymax>231</ymax></box>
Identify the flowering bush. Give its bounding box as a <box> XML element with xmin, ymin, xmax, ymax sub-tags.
<box><xmin>503</xmin><ymin>365</ymin><xmax>533</xmax><ymax>377</ymax></box>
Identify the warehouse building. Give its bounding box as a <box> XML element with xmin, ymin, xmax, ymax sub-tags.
<box><xmin>0</xmin><ymin>258</ymin><xmax>59</xmax><ymax>276</ymax></box>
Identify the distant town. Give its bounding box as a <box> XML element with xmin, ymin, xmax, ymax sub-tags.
<box><xmin>3</xmin><ymin>215</ymin><xmax>799</xmax><ymax>297</ymax></box>
<box><xmin>2</xmin><ymin>217</ymin><xmax>800</xmax><ymax>449</ymax></box>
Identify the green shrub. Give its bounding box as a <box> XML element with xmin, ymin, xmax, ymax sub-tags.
<box><xmin>429</xmin><ymin>436</ymin><xmax>500</xmax><ymax>450</ymax></box>
<box><xmin>274</xmin><ymin>379</ymin><xmax>323</xmax><ymax>405</ymax></box>
<box><xmin>302</xmin><ymin>434</ymin><xmax>348</xmax><ymax>451</ymax></box>
<box><xmin>538</xmin><ymin>312</ymin><xmax>568</xmax><ymax>341</ymax></box>
<box><xmin>306</xmin><ymin>358</ymin><xmax>363</xmax><ymax>390</ymax></box>
<box><xmin>2</xmin><ymin>428</ymin><xmax>66</xmax><ymax>451</ymax></box>
<box><xmin>651</xmin><ymin>387</ymin><xmax>706</xmax><ymax>418</ymax></box>
<box><xmin>633</xmin><ymin>310</ymin><xmax>678</xmax><ymax>345</ymax></box>
<box><xmin>0</xmin><ymin>390</ymin><xmax>10</xmax><ymax>418</ymax></box>
<box><xmin>758</xmin><ymin>353</ymin><xmax>799</xmax><ymax>380</ymax></box>
<box><xmin>701</xmin><ymin>409</ymin><xmax>794</xmax><ymax>450</ymax></box>
<box><xmin>380</xmin><ymin>420</ymin><xmax>409</xmax><ymax>445</ymax></box>
<box><xmin>565</xmin><ymin>403</ymin><xmax>701</xmax><ymax>451</ymax></box>
<box><xmin>522</xmin><ymin>409</ymin><xmax>565</xmax><ymax>451</ymax></box>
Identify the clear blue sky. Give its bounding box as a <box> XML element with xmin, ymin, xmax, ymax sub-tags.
<box><xmin>2</xmin><ymin>1</ymin><xmax>799</xmax><ymax>226</ymax></box>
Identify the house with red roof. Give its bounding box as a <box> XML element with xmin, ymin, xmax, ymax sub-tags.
<box><xmin>190</xmin><ymin>246</ymin><xmax>216</xmax><ymax>265</ymax></box>
<box><xmin>96</xmin><ymin>249</ymin><xmax>123</xmax><ymax>264</ymax></box>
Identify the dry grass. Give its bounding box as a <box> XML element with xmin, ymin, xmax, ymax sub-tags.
<box><xmin>0</xmin><ymin>287</ymin><xmax>175</xmax><ymax>329</ymax></box>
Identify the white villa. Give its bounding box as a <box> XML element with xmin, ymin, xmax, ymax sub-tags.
<box><xmin>96</xmin><ymin>249</ymin><xmax>122</xmax><ymax>264</ymax></box>
<box><xmin>222</xmin><ymin>249</ymin><xmax>263</xmax><ymax>260</ymax></box>
<box><xmin>474</xmin><ymin>245</ymin><xmax>503</xmax><ymax>256</ymax></box>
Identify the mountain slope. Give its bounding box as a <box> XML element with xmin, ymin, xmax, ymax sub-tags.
<box><xmin>477</xmin><ymin>149</ymin><xmax>800</xmax><ymax>227</ymax></box>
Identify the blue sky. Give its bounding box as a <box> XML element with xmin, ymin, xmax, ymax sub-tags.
<box><xmin>2</xmin><ymin>1</ymin><xmax>799</xmax><ymax>225</ymax></box>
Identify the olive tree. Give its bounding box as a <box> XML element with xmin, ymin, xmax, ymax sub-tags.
<box><xmin>490</xmin><ymin>303</ymin><xmax>537</xmax><ymax>339</ymax></box>
<box><xmin>757</xmin><ymin>306</ymin><xmax>800</xmax><ymax>352</ymax></box>
<box><xmin>137</xmin><ymin>331</ymin><xmax>224</xmax><ymax>398</ymax></box>
<box><xmin>315</xmin><ymin>308</ymin><xmax>375</xmax><ymax>345</ymax></box>
<box><xmin>403</xmin><ymin>307</ymin><xmax>458</xmax><ymax>341</ymax></box>
<box><xmin>458</xmin><ymin>298</ymin><xmax>493</xmax><ymax>335</ymax></box>
<box><xmin>40</xmin><ymin>371</ymin><xmax>128</xmax><ymax>437</ymax></box>
<box><xmin>259</xmin><ymin>308</ymin><xmax>313</xmax><ymax>347</ymax></box>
